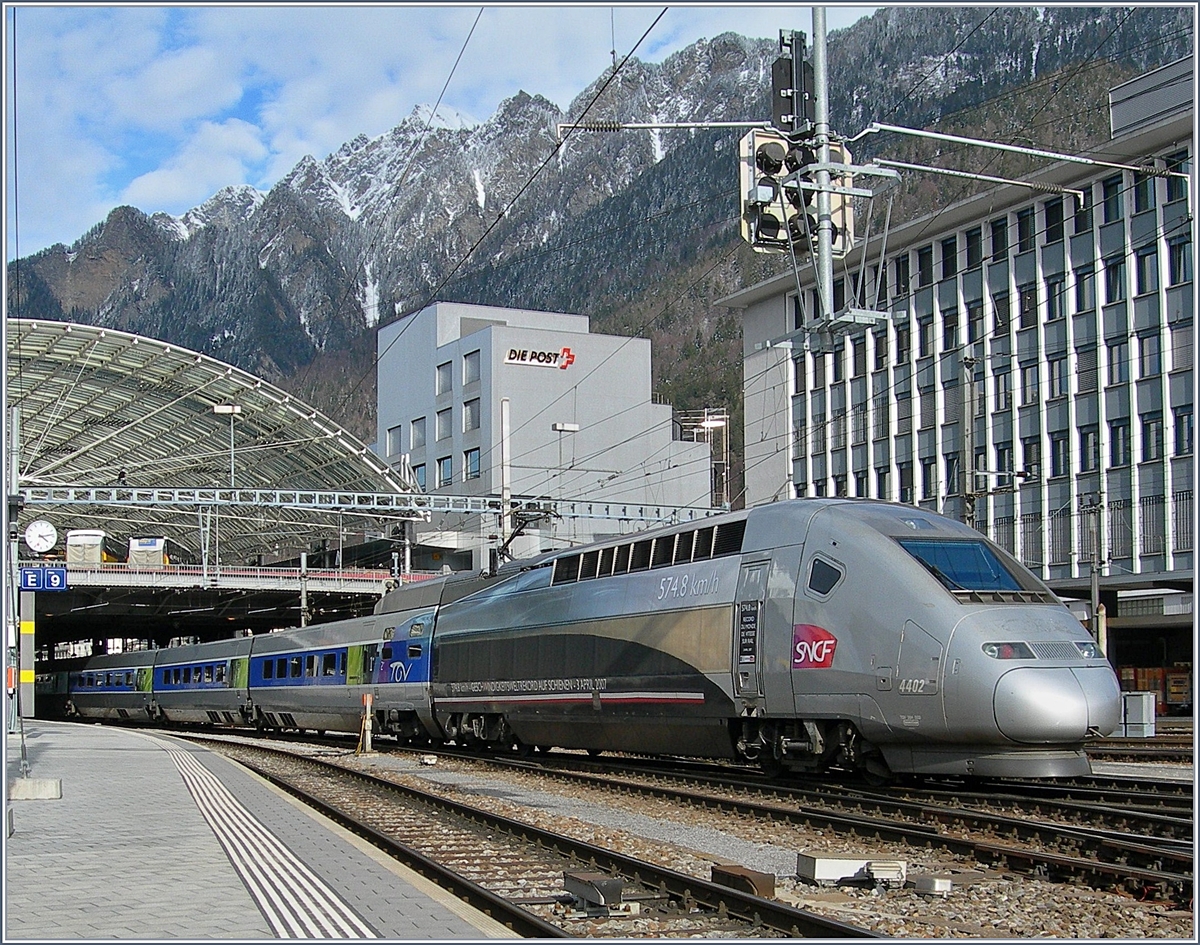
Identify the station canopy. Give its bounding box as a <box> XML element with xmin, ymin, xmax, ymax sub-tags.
<box><xmin>6</xmin><ymin>320</ymin><xmax>420</xmax><ymax>564</ymax></box>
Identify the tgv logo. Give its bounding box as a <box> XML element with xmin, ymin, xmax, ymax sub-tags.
<box><xmin>792</xmin><ymin>624</ymin><xmax>837</xmax><ymax>669</ymax></box>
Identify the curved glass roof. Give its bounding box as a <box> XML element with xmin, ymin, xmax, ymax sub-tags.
<box><xmin>6</xmin><ymin>320</ymin><xmax>418</xmax><ymax>563</ymax></box>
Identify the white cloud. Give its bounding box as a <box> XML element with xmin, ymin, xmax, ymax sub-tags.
<box><xmin>120</xmin><ymin>118</ymin><xmax>268</xmax><ymax>210</ymax></box>
<box><xmin>5</xmin><ymin>4</ymin><xmax>876</xmax><ymax>258</ymax></box>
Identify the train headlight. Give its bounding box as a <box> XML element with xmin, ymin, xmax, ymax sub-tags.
<box><xmin>1074</xmin><ymin>641</ymin><xmax>1101</xmax><ymax>659</ymax></box>
<box><xmin>981</xmin><ymin>641</ymin><xmax>1035</xmax><ymax>660</ymax></box>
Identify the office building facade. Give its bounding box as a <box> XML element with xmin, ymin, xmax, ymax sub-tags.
<box><xmin>725</xmin><ymin>60</ymin><xmax>1193</xmax><ymax>688</ymax></box>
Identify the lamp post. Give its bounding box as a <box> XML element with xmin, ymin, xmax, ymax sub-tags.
<box><xmin>213</xmin><ymin>404</ymin><xmax>242</xmax><ymax>487</ymax></box>
<box><xmin>1079</xmin><ymin>490</ymin><xmax>1104</xmax><ymax>644</ymax></box>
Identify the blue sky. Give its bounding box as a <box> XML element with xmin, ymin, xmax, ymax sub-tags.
<box><xmin>3</xmin><ymin>3</ymin><xmax>874</xmax><ymax>259</ymax></box>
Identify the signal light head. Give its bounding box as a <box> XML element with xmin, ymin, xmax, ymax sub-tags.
<box><xmin>755</xmin><ymin>141</ymin><xmax>786</xmax><ymax>175</ymax></box>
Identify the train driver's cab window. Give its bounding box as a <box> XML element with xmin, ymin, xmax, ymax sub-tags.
<box><xmin>807</xmin><ymin>557</ymin><xmax>844</xmax><ymax>597</ymax></box>
<box><xmin>897</xmin><ymin>539</ymin><xmax>1025</xmax><ymax>592</ymax></box>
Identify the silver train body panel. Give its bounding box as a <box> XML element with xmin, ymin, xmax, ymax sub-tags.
<box><xmin>60</xmin><ymin>499</ymin><xmax>1120</xmax><ymax>779</ymax></box>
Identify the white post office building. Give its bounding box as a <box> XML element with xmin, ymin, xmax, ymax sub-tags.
<box><xmin>377</xmin><ymin>302</ymin><xmax>714</xmax><ymax>568</ymax></box>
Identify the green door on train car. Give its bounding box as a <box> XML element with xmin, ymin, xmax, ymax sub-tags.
<box><xmin>346</xmin><ymin>644</ymin><xmax>378</xmax><ymax>686</ymax></box>
<box><xmin>230</xmin><ymin>657</ymin><xmax>249</xmax><ymax>691</ymax></box>
<box><xmin>136</xmin><ymin>668</ymin><xmax>152</xmax><ymax>693</ymax></box>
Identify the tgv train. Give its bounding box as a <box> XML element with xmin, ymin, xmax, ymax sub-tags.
<box><xmin>62</xmin><ymin>499</ymin><xmax>1121</xmax><ymax>779</ymax></box>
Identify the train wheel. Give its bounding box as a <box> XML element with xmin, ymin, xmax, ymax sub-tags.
<box><xmin>586</xmin><ymin>748</ymin><xmax>603</xmax><ymax>758</ymax></box>
<box><xmin>513</xmin><ymin>739</ymin><xmax>534</xmax><ymax>758</ymax></box>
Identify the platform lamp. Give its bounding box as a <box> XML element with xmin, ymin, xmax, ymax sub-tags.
<box><xmin>213</xmin><ymin>404</ymin><xmax>242</xmax><ymax>487</ymax></box>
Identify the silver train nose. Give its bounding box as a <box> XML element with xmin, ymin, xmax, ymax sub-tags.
<box><xmin>994</xmin><ymin>666</ymin><xmax>1121</xmax><ymax>742</ymax></box>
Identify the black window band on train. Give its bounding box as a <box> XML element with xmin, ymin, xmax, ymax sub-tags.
<box><xmin>551</xmin><ymin>517</ymin><xmax>747</xmax><ymax>586</ymax></box>
<box><xmin>897</xmin><ymin>538</ymin><xmax>1024</xmax><ymax>593</ymax></box>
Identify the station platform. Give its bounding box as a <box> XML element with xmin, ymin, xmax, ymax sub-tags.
<box><xmin>4</xmin><ymin>720</ymin><xmax>518</xmax><ymax>940</ymax></box>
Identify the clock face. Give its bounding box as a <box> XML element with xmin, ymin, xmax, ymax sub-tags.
<box><xmin>24</xmin><ymin>520</ymin><xmax>58</xmax><ymax>554</ymax></box>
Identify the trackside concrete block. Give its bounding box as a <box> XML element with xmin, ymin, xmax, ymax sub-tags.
<box><xmin>8</xmin><ymin>778</ymin><xmax>62</xmax><ymax>800</ymax></box>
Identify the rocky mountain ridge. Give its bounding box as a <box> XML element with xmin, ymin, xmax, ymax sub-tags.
<box><xmin>8</xmin><ymin>7</ymin><xmax>1192</xmax><ymax>491</ymax></box>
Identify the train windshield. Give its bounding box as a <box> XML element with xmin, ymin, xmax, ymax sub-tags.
<box><xmin>897</xmin><ymin>539</ymin><xmax>1023</xmax><ymax>592</ymax></box>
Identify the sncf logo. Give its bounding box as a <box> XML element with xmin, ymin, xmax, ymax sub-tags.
<box><xmin>792</xmin><ymin>624</ymin><xmax>838</xmax><ymax>669</ymax></box>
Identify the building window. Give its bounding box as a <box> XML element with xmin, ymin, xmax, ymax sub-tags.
<box><xmin>873</xmin><ymin>328</ymin><xmax>888</xmax><ymax>371</ymax></box>
<box><xmin>1101</xmin><ymin>174</ymin><xmax>1123</xmax><ymax>223</ymax></box>
<box><xmin>1018</xmin><ymin>283</ymin><xmax>1037</xmax><ymax>329</ymax></box>
<box><xmin>917</xmin><ymin>318</ymin><xmax>933</xmax><ymax>357</ymax></box>
<box><xmin>436</xmin><ymin>408</ymin><xmax>452</xmax><ymax>440</ymax></box>
<box><xmin>1021</xmin><ymin>364</ymin><xmax>1039</xmax><ymax>405</ymax></box>
<box><xmin>436</xmin><ymin>361</ymin><xmax>452</xmax><ymax>395</ymax></box>
<box><xmin>921</xmin><ymin>458</ymin><xmax>937</xmax><ymax>499</ymax></box>
<box><xmin>410</xmin><ymin>417</ymin><xmax>427</xmax><ymax>449</ymax></box>
<box><xmin>1074</xmin><ymin>265</ymin><xmax>1095</xmax><ymax>312</ymax></box>
<box><xmin>876</xmin><ymin>466</ymin><xmax>890</xmax><ymax>499</ymax></box>
<box><xmin>463</xmin><ymin>350</ymin><xmax>481</xmax><ymax>385</ymax></box>
<box><xmin>1073</xmin><ymin>193</ymin><xmax>1093</xmax><ymax>234</ymax></box>
<box><xmin>967</xmin><ymin>300</ymin><xmax>984</xmax><ymax>343</ymax></box>
<box><xmin>463</xmin><ymin>447</ymin><xmax>480</xmax><ymax>480</ymax></box>
<box><xmin>793</xmin><ymin>356</ymin><xmax>806</xmax><ymax>393</ymax></box>
<box><xmin>965</xmin><ymin>227</ymin><xmax>982</xmax><ymax>269</ymax></box>
<box><xmin>996</xmin><ymin>442</ymin><xmax>1013</xmax><ymax>477</ymax></box>
<box><xmin>1108</xmin><ymin>340</ymin><xmax>1129</xmax><ymax>385</ymax></box>
<box><xmin>917</xmin><ymin>246</ymin><xmax>933</xmax><ymax>286</ymax></box>
<box><xmin>995</xmin><ymin>369</ymin><xmax>1012</xmax><ymax>410</ymax></box>
<box><xmin>832</xmin><ymin>343</ymin><xmax>845</xmax><ymax>383</ymax></box>
<box><xmin>1045</xmin><ymin>276</ymin><xmax>1066</xmax><ymax>321</ymax></box>
<box><xmin>944</xmin><ymin>453</ymin><xmax>959</xmax><ymax>495</ymax></box>
<box><xmin>1142</xmin><ymin>413</ymin><xmax>1164</xmax><ymax>461</ymax></box>
<box><xmin>463</xmin><ymin>398</ymin><xmax>481</xmax><ymax>432</ymax></box>
<box><xmin>1044</xmin><ymin>197</ymin><xmax>1064</xmax><ymax>243</ymax></box>
<box><xmin>1135</xmin><ymin>246</ymin><xmax>1159</xmax><ymax>295</ymax></box>
<box><xmin>1080</xmin><ymin>426</ymin><xmax>1100</xmax><ymax>471</ymax></box>
<box><xmin>855</xmin><ymin>471</ymin><xmax>868</xmax><ymax>497</ymax></box>
<box><xmin>812</xmin><ymin>353</ymin><xmax>826</xmax><ymax>389</ymax></box>
<box><xmin>1172</xmin><ymin>323</ymin><xmax>1194</xmax><ymax>371</ymax></box>
<box><xmin>852</xmin><ymin>337</ymin><xmax>866</xmax><ymax>377</ymax></box>
<box><xmin>1133</xmin><ymin>171</ymin><xmax>1156</xmax><ymax>213</ymax></box>
<box><xmin>412</xmin><ymin>463</ymin><xmax>426</xmax><ymax>489</ymax></box>
<box><xmin>1048</xmin><ymin>357</ymin><xmax>1068</xmax><ymax>398</ymax></box>
<box><xmin>833</xmin><ymin>475</ymin><xmax>848</xmax><ymax>497</ymax></box>
<box><xmin>893</xmin><ymin>255</ymin><xmax>911</xmax><ymax>297</ymax></box>
<box><xmin>386</xmin><ymin>425</ymin><xmax>403</xmax><ymax>456</ymax></box>
<box><xmin>1077</xmin><ymin>346</ymin><xmax>1098</xmax><ymax>393</ymax></box>
<box><xmin>942</xmin><ymin>311</ymin><xmax>958</xmax><ymax>351</ymax></box>
<box><xmin>990</xmin><ymin>217</ymin><xmax>1008</xmax><ymax>260</ymax></box>
<box><xmin>940</xmin><ymin>236</ymin><xmax>958</xmax><ymax>279</ymax></box>
<box><xmin>1175</xmin><ymin>405</ymin><xmax>1194</xmax><ymax>456</ymax></box>
<box><xmin>1139</xmin><ymin>334</ymin><xmax>1161</xmax><ymax>378</ymax></box>
<box><xmin>1168</xmin><ymin>235</ymin><xmax>1193</xmax><ymax>285</ymax></box>
<box><xmin>992</xmin><ymin>290</ymin><xmax>1011</xmax><ymax>335</ymax></box>
<box><xmin>437</xmin><ymin>456</ymin><xmax>453</xmax><ymax>488</ymax></box>
<box><xmin>1022</xmin><ymin>436</ymin><xmax>1041</xmax><ymax>478</ymax></box>
<box><xmin>1109</xmin><ymin>421</ymin><xmax>1130</xmax><ymax>466</ymax></box>
<box><xmin>1049</xmin><ymin>432</ymin><xmax>1069</xmax><ymax>478</ymax></box>
<box><xmin>895</xmin><ymin>324</ymin><xmax>910</xmax><ymax>364</ymax></box>
<box><xmin>1104</xmin><ymin>256</ymin><xmax>1126</xmax><ymax>303</ymax></box>
<box><xmin>1016</xmin><ymin>208</ymin><xmax>1035</xmax><ymax>252</ymax></box>
<box><xmin>852</xmin><ymin>407</ymin><xmax>868</xmax><ymax>445</ymax></box>
<box><xmin>899</xmin><ymin>463</ymin><xmax>914</xmax><ymax>503</ymax></box>
<box><xmin>1166</xmin><ymin>150</ymin><xmax>1191</xmax><ymax>202</ymax></box>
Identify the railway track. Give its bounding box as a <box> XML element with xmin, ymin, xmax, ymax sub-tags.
<box><xmin>426</xmin><ymin>747</ymin><xmax>1193</xmax><ymax>904</ymax></box>
<box><xmin>179</xmin><ymin>734</ymin><xmax>877</xmax><ymax>939</ymax></box>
